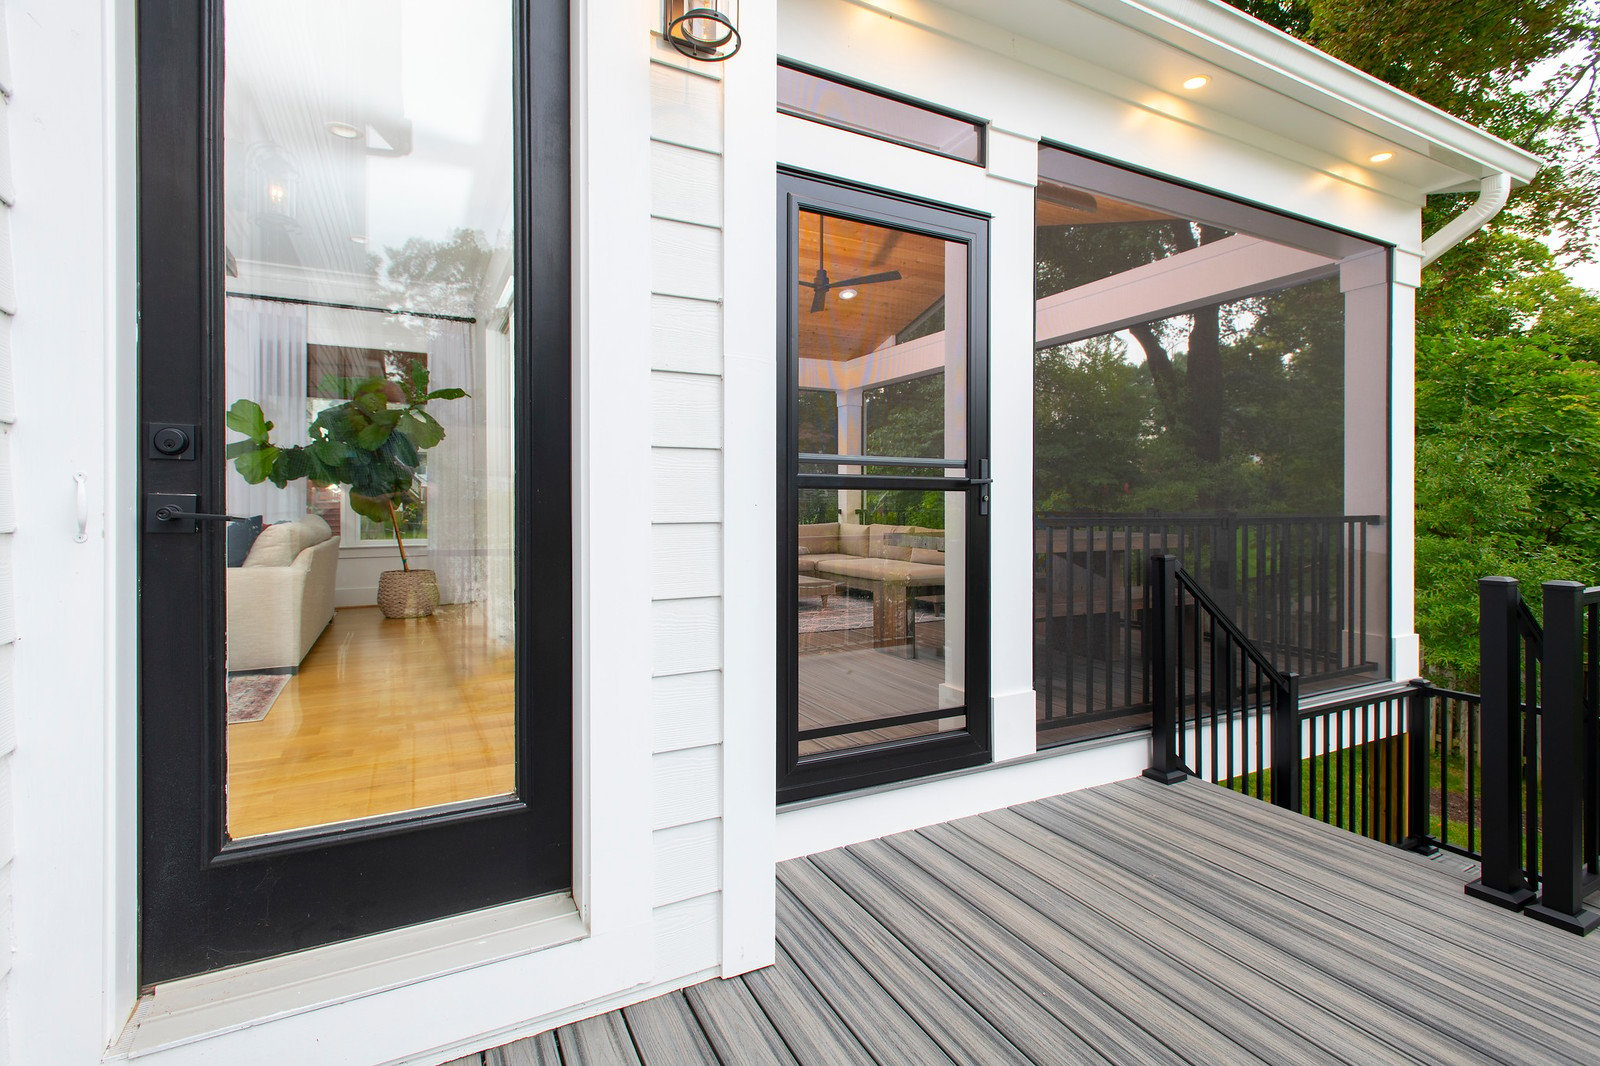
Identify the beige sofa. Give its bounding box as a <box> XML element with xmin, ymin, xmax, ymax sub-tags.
<box><xmin>796</xmin><ymin>522</ymin><xmax>944</xmax><ymax>645</ymax></box>
<box><xmin>227</xmin><ymin>514</ymin><xmax>339</xmax><ymax>672</ymax></box>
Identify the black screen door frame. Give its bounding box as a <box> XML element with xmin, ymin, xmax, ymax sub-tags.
<box><xmin>136</xmin><ymin>0</ymin><xmax>572</xmax><ymax>985</ymax></box>
<box><xmin>776</xmin><ymin>169</ymin><xmax>992</xmax><ymax>804</ymax></box>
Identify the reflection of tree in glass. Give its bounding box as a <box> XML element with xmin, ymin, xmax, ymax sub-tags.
<box><xmin>863</xmin><ymin>375</ymin><xmax>945</xmax><ymax>527</ymax></box>
<box><xmin>380</xmin><ymin>227</ymin><xmax>496</xmax><ymax>319</ymax></box>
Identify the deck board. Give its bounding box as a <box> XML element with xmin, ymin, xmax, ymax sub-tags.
<box><xmin>500</xmin><ymin>777</ymin><xmax>1600</xmax><ymax>1065</ymax></box>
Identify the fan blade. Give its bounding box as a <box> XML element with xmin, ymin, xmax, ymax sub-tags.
<box><xmin>810</xmin><ymin>287</ymin><xmax>828</xmax><ymax>313</ymax></box>
<box><xmin>830</xmin><ymin>270</ymin><xmax>902</xmax><ymax>288</ymax></box>
<box><xmin>796</xmin><ymin>280</ymin><xmax>817</xmax><ymax>288</ymax></box>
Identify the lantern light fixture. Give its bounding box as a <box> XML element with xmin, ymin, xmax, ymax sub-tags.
<box><xmin>664</xmin><ymin>0</ymin><xmax>742</xmax><ymax>62</ymax></box>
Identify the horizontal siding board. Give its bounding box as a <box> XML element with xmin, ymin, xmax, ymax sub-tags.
<box><xmin>654</xmin><ymin>820</ymin><xmax>722</xmax><ymax>907</ymax></box>
<box><xmin>0</xmin><ymin>429</ymin><xmax>13</xmax><ymax>532</ymax></box>
<box><xmin>0</xmin><ymin>314</ymin><xmax>13</xmax><ymax>422</ymax></box>
<box><xmin>652</xmin><ymin>523</ymin><xmax>721</xmax><ymax>601</ymax></box>
<box><xmin>0</xmin><ymin>644</ymin><xmax>12</xmax><ymax>757</ymax></box>
<box><xmin>0</xmin><ymin>758</ymin><xmax>11</xmax><ymax>867</ymax></box>
<box><xmin>651</xmin><ymin>294</ymin><xmax>722</xmax><ymax>375</ymax></box>
<box><xmin>652</xmin><ymin>745</ymin><xmax>721</xmax><ymax>830</ymax></box>
<box><xmin>650</xmin><ymin>61</ymin><xmax>722</xmax><ymax>154</ymax></box>
<box><xmin>651</xmin><ymin>219</ymin><xmax>722</xmax><ymax>302</ymax></box>
<box><xmin>0</xmin><ymin>537</ymin><xmax>13</xmax><ymax>643</ymax></box>
<box><xmin>651</xmin><ymin>449</ymin><xmax>721</xmax><ymax>523</ymax></box>
<box><xmin>0</xmin><ymin>103</ymin><xmax>13</xmax><ymax>206</ymax></box>
<box><xmin>652</xmin><ymin>671</ymin><xmax>721</xmax><ymax>753</ymax></box>
<box><xmin>653</xmin><ymin>892</ymin><xmax>722</xmax><ymax>982</ymax></box>
<box><xmin>651</xmin><ymin>140</ymin><xmax>721</xmax><ymax>228</ymax></box>
<box><xmin>652</xmin><ymin>372</ymin><xmax>722</xmax><ymax>450</ymax></box>
<box><xmin>652</xmin><ymin>598</ymin><xmax>721</xmax><ymax>678</ymax></box>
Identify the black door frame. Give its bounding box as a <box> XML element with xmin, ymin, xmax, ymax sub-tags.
<box><xmin>776</xmin><ymin>169</ymin><xmax>992</xmax><ymax>804</ymax></box>
<box><xmin>137</xmin><ymin>0</ymin><xmax>572</xmax><ymax>985</ymax></box>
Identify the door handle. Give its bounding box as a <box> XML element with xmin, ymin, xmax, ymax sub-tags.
<box><xmin>145</xmin><ymin>492</ymin><xmax>250</xmax><ymax>533</ymax></box>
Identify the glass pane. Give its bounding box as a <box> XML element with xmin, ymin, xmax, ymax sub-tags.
<box><xmin>796</xmin><ymin>211</ymin><xmax>966</xmax><ymax>479</ymax></box>
<box><xmin>220</xmin><ymin>0</ymin><xmax>516</xmax><ymax>838</ymax></box>
<box><xmin>796</xmin><ymin>490</ymin><xmax>967</xmax><ymax>757</ymax></box>
<box><xmin>778</xmin><ymin>65</ymin><xmax>984</xmax><ymax>165</ymax></box>
<box><xmin>1032</xmin><ymin>144</ymin><xmax>1389</xmax><ymax>748</ymax></box>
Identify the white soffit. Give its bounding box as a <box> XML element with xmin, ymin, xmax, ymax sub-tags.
<box><xmin>849</xmin><ymin>0</ymin><xmax>1541</xmax><ymax>195</ymax></box>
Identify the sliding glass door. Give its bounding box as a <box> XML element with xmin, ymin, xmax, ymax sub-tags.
<box><xmin>778</xmin><ymin>172</ymin><xmax>991</xmax><ymax>802</ymax></box>
<box><xmin>138</xmin><ymin>0</ymin><xmax>570</xmax><ymax>983</ymax></box>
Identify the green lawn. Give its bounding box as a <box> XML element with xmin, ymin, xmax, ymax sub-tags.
<box><xmin>1224</xmin><ymin>745</ymin><xmax>1478</xmax><ymax>851</ymax></box>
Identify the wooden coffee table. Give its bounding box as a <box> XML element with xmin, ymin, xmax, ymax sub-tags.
<box><xmin>797</xmin><ymin>575</ymin><xmax>837</xmax><ymax>607</ymax></box>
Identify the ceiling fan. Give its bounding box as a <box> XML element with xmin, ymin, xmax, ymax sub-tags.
<box><xmin>798</xmin><ymin>215</ymin><xmax>902</xmax><ymax>313</ymax></box>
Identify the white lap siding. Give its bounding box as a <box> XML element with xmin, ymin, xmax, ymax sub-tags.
<box><xmin>648</xmin><ymin>54</ymin><xmax>726</xmax><ymax>986</ymax></box>
<box><xmin>0</xmin><ymin>7</ymin><xmax>17</xmax><ymax>1052</ymax></box>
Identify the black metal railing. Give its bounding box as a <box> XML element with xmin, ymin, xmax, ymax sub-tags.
<box><xmin>1145</xmin><ymin>559</ymin><xmax>1600</xmax><ymax>935</ymax></box>
<box><xmin>1471</xmin><ymin>578</ymin><xmax>1600</xmax><ymax>934</ymax></box>
<box><xmin>1144</xmin><ymin>554</ymin><xmax>1300</xmax><ymax>795</ymax></box>
<box><xmin>1036</xmin><ymin>511</ymin><xmax>1380</xmax><ymax>737</ymax></box>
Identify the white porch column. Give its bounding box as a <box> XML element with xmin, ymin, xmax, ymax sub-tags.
<box><xmin>1342</xmin><ymin>248</ymin><xmax>1395</xmax><ymax>670</ymax></box>
<box><xmin>836</xmin><ymin>387</ymin><xmax>863</xmax><ymax>522</ymax></box>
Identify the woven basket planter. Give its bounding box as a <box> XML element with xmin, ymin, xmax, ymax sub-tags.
<box><xmin>377</xmin><ymin>569</ymin><xmax>440</xmax><ymax>619</ymax></box>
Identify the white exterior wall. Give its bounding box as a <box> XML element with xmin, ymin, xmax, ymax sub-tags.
<box><xmin>0</xmin><ymin>0</ymin><xmax>1506</xmax><ymax>1060</ymax></box>
<box><xmin>0</xmin><ymin>6</ymin><xmax>15</xmax><ymax>1058</ymax></box>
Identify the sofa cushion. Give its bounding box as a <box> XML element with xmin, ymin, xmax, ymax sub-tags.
<box><xmin>242</xmin><ymin>513</ymin><xmax>335</xmax><ymax>568</ymax></box>
<box><xmin>910</xmin><ymin>547</ymin><xmax>945</xmax><ymax>565</ymax></box>
<box><xmin>869</xmin><ymin>524</ymin><xmax>914</xmax><ymax>562</ymax></box>
<box><xmin>797</xmin><ymin>522</ymin><xmax>840</xmax><ymax>557</ymax></box>
<box><xmin>839</xmin><ymin>522</ymin><xmax>869</xmax><ymax>558</ymax></box>
<box><xmin>816</xmin><ymin>556</ymin><xmax>944</xmax><ymax>587</ymax></box>
<box><xmin>242</xmin><ymin>522</ymin><xmax>297</xmax><ymax>568</ymax></box>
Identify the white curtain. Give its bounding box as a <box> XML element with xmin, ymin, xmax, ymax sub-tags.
<box><xmin>427</xmin><ymin>321</ymin><xmax>486</xmax><ymax>607</ymax></box>
<box><xmin>225</xmin><ymin>297</ymin><xmax>309</xmax><ymax>523</ymax></box>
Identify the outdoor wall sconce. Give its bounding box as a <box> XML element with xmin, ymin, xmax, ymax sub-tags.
<box><xmin>664</xmin><ymin>0</ymin><xmax>742</xmax><ymax>62</ymax></box>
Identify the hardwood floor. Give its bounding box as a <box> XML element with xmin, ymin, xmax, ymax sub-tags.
<box><xmin>226</xmin><ymin>604</ymin><xmax>515</xmax><ymax>839</ymax></box>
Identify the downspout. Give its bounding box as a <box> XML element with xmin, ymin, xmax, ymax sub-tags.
<box><xmin>1419</xmin><ymin>171</ymin><xmax>1513</xmax><ymax>267</ymax></box>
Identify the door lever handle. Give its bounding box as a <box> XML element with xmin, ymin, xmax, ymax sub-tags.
<box><xmin>154</xmin><ymin>506</ymin><xmax>250</xmax><ymax>524</ymax></box>
<box><xmin>145</xmin><ymin>492</ymin><xmax>249</xmax><ymax>533</ymax></box>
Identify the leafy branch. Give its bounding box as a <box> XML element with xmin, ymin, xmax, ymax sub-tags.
<box><xmin>226</xmin><ymin>360</ymin><xmax>467</xmax><ymax>569</ymax></box>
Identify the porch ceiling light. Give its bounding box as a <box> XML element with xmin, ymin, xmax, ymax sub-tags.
<box><xmin>664</xmin><ymin>0</ymin><xmax>742</xmax><ymax>62</ymax></box>
<box><xmin>325</xmin><ymin>121</ymin><xmax>363</xmax><ymax>140</ymax></box>
<box><xmin>1368</xmin><ymin>151</ymin><xmax>1395</xmax><ymax>164</ymax></box>
<box><xmin>837</xmin><ymin>288</ymin><xmax>859</xmax><ymax>301</ymax></box>
<box><xmin>1182</xmin><ymin>75</ymin><xmax>1210</xmax><ymax>91</ymax></box>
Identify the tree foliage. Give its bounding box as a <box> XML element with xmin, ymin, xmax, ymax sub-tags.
<box><xmin>1227</xmin><ymin>0</ymin><xmax>1600</xmax><ymax>685</ymax></box>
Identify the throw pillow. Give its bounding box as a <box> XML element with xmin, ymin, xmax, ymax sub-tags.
<box><xmin>225</xmin><ymin>515</ymin><xmax>264</xmax><ymax>567</ymax></box>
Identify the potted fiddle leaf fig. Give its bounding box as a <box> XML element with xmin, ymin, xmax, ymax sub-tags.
<box><xmin>227</xmin><ymin>361</ymin><xmax>467</xmax><ymax>619</ymax></box>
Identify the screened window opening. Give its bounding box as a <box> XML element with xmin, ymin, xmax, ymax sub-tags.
<box><xmin>1032</xmin><ymin>145</ymin><xmax>1391</xmax><ymax>749</ymax></box>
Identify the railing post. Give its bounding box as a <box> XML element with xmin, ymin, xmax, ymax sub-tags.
<box><xmin>1467</xmin><ymin>577</ymin><xmax>1538</xmax><ymax>910</ymax></box>
<box><xmin>1144</xmin><ymin>554</ymin><xmax>1187</xmax><ymax>784</ymax></box>
<box><xmin>1402</xmin><ymin>679</ymin><xmax>1437</xmax><ymax>853</ymax></box>
<box><xmin>1526</xmin><ymin>581</ymin><xmax>1600</xmax><ymax>934</ymax></box>
<box><xmin>1270</xmin><ymin>672</ymin><xmax>1301</xmax><ymax>811</ymax></box>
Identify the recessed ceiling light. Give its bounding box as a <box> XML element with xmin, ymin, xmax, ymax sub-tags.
<box><xmin>838</xmin><ymin>288</ymin><xmax>859</xmax><ymax>301</ymax></box>
<box><xmin>350</xmin><ymin>235</ymin><xmax>369</xmax><ymax>245</ymax></box>
<box><xmin>326</xmin><ymin>121</ymin><xmax>362</xmax><ymax>140</ymax></box>
<box><xmin>1182</xmin><ymin>75</ymin><xmax>1210</xmax><ymax>91</ymax></box>
<box><xmin>1368</xmin><ymin>151</ymin><xmax>1395</xmax><ymax>164</ymax></box>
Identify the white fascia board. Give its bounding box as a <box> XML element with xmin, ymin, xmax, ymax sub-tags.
<box><xmin>1084</xmin><ymin>0</ymin><xmax>1541</xmax><ymax>182</ymax></box>
<box><xmin>879</xmin><ymin>0</ymin><xmax>1539</xmax><ymax>188</ymax></box>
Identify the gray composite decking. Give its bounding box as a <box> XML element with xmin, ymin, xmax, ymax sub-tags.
<box><xmin>471</xmin><ymin>776</ymin><xmax>1600</xmax><ymax>1066</ymax></box>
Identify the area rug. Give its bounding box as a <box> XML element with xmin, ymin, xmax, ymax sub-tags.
<box><xmin>227</xmin><ymin>672</ymin><xmax>290</xmax><ymax>724</ymax></box>
<box><xmin>797</xmin><ymin>591</ymin><xmax>943</xmax><ymax>635</ymax></box>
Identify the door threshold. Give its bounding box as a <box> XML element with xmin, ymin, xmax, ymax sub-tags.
<box><xmin>113</xmin><ymin>893</ymin><xmax>583</xmax><ymax>1059</ymax></box>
